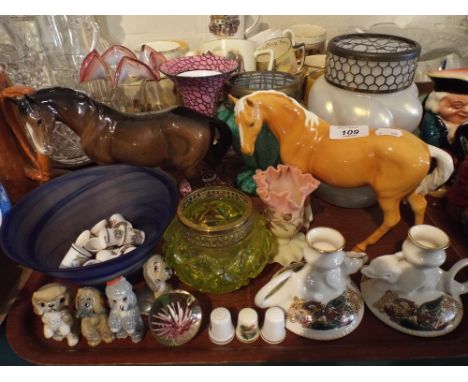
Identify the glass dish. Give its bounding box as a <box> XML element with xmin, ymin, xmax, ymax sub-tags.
<box><xmin>0</xmin><ymin>165</ymin><xmax>178</xmax><ymax>285</ymax></box>
<box><xmin>163</xmin><ymin>186</ymin><xmax>274</xmax><ymax>294</ymax></box>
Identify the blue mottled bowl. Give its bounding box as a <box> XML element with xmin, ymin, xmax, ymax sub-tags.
<box><xmin>0</xmin><ymin>165</ymin><xmax>178</xmax><ymax>285</ymax></box>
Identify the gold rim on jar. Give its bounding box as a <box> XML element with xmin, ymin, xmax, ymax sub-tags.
<box><xmin>177</xmin><ymin>187</ymin><xmax>253</xmax><ymax>247</ymax></box>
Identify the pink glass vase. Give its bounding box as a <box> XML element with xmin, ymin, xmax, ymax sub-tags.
<box><xmin>160</xmin><ymin>55</ymin><xmax>238</xmax><ymax>117</ymax></box>
<box><xmin>254</xmin><ymin>164</ymin><xmax>320</xmax><ymax>266</ymax></box>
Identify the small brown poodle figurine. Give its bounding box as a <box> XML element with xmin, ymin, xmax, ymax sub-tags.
<box><xmin>32</xmin><ymin>283</ymin><xmax>79</xmax><ymax>347</ymax></box>
<box><xmin>75</xmin><ymin>287</ymin><xmax>115</xmax><ymax>347</ymax></box>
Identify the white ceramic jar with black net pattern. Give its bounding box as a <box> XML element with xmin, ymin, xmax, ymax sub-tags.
<box><xmin>308</xmin><ymin>33</ymin><xmax>423</xmax><ymax>133</ymax></box>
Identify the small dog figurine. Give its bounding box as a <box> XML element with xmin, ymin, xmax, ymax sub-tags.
<box><xmin>105</xmin><ymin>276</ymin><xmax>144</xmax><ymax>343</ymax></box>
<box><xmin>75</xmin><ymin>287</ymin><xmax>115</xmax><ymax>347</ymax></box>
<box><xmin>143</xmin><ymin>254</ymin><xmax>173</xmax><ymax>299</ymax></box>
<box><xmin>32</xmin><ymin>283</ymin><xmax>79</xmax><ymax>347</ymax></box>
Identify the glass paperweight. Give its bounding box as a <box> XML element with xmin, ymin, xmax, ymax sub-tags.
<box><xmin>163</xmin><ymin>186</ymin><xmax>274</xmax><ymax>294</ymax></box>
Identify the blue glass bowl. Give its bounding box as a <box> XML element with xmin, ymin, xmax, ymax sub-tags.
<box><xmin>0</xmin><ymin>165</ymin><xmax>178</xmax><ymax>285</ymax></box>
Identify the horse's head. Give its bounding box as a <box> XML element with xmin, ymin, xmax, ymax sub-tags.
<box><xmin>230</xmin><ymin>94</ymin><xmax>264</xmax><ymax>156</ymax></box>
<box><xmin>16</xmin><ymin>94</ymin><xmax>53</xmax><ymax>155</ymax></box>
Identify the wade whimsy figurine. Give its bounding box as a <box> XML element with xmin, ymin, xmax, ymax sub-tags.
<box><xmin>255</xmin><ymin>227</ymin><xmax>366</xmax><ymax>340</ymax></box>
<box><xmin>32</xmin><ymin>283</ymin><xmax>79</xmax><ymax>347</ymax></box>
<box><xmin>143</xmin><ymin>254</ymin><xmax>173</xmax><ymax>299</ymax></box>
<box><xmin>16</xmin><ymin>87</ymin><xmax>232</xmax><ymax>179</ymax></box>
<box><xmin>231</xmin><ymin>90</ymin><xmax>454</xmax><ymax>251</ymax></box>
<box><xmin>75</xmin><ymin>287</ymin><xmax>115</xmax><ymax>347</ymax></box>
<box><xmin>105</xmin><ymin>276</ymin><xmax>145</xmax><ymax>343</ymax></box>
<box><xmin>361</xmin><ymin>224</ymin><xmax>468</xmax><ymax>337</ymax></box>
<box><xmin>254</xmin><ymin>165</ymin><xmax>320</xmax><ymax>266</ymax></box>
<box><xmin>137</xmin><ymin>254</ymin><xmax>173</xmax><ymax>315</ymax></box>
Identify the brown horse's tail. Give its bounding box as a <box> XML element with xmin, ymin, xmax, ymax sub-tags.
<box><xmin>415</xmin><ymin>145</ymin><xmax>454</xmax><ymax>195</ymax></box>
<box><xmin>204</xmin><ymin>117</ymin><xmax>233</xmax><ymax>168</ymax></box>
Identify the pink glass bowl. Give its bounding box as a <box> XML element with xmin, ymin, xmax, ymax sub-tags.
<box><xmin>160</xmin><ymin>55</ymin><xmax>238</xmax><ymax>116</ymax></box>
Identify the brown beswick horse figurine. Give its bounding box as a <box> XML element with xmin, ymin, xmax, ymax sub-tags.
<box><xmin>15</xmin><ymin>87</ymin><xmax>232</xmax><ymax>179</ymax></box>
<box><xmin>0</xmin><ymin>74</ymin><xmax>51</xmax><ymax>203</ymax></box>
<box><xmin>231</xmin><ymin>90</ymin><xmax>454</xmax><ymax>251</ymax></box>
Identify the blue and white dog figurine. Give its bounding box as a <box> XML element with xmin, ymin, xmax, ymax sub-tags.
<box><xmin>105</xmin><ymin>276</ymin><xmax>145</xmax><ymax>343</ymax></box>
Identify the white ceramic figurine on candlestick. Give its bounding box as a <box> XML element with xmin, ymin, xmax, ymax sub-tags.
<box><xmin>255</xmin><ymin>227</ymin><xmax>366</xmax><ymax>340</ymax></box>
<box><xmin>361</xmin><ymin>224</ymin><xmax>468</xmax><ymax>337</ymax></box>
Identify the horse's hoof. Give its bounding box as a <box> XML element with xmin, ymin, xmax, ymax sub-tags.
<box><xmin>352</xmin><ymin>243</ymin><xmax>367</xmax><ymax>252</ymax></box>
<box><xmin>24</xmin><ymin>167</ymin><xmax>52</xmax><ymax>182</ymax></box>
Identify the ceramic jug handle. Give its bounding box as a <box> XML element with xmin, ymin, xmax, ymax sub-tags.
<box><xmin>282</xmin><ymin>29</ymin><xmax>296</xmax><ymax>46</ymax></box>
<box><xmin>446</xmin><ymin>258</ymin><xmax>468</xmax><ymax>297</ymax></box>
<box><xmin>293</xmin><ymin>43</ymin><xmax>306</xmax><ymax>72</ymax></box>
<box><xmin>254</xmin><ymin>49</ymin><xmax>275</xmax><ymax>71</ymax></box>
<box><xmin>245</xmin><ymin>16</ymin><xmax>260</xmax><ymax>35</ymax></box>
<box><xmin>254</xmin><ymin>269</ymin><xmax>293</xmax><ymax>309</ymax></box>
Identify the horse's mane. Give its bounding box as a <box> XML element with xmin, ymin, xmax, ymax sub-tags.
<box><xmin>33</xmin><ymin>87</ymin><xmax>95</xmax><ymax>105</ymax></box>
<box><xmin>31</xmin><ymin>88</ymin><xmax>216</xmax><ymax>122</ymax></box>
<box><xmin>235</xmin><ymin>90</ymin><xmax>320</xmax><ymax>129</ymax></box>
<box><xmin>35</xmin><ymin>87</ymin><xmax>89</xmax><ymax>98</ymax></box>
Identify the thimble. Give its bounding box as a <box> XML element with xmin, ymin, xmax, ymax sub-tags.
<box><xmin>90</xmin><ymin>219</ymin><xmax>108</xmax><ymax>236</ymax></box>
<box><xmin>236</xmin><ymin>308</ymin><xmax>260</xmax><ymax>343</ymax></box>
<box><xmin>208</xmin><ymin>307</ymin><xmax>235</xmax><ymax>345</ymax></box>
<box><xmin>261</xmin><ymin>307</ymin><xmax>286</xmax><ymax>344</ymax></box>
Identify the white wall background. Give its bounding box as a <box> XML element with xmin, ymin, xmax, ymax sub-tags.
<box><xmin>96</xmin><ymin>15</ymin><xmax>467</xmax><ymax>51</ymax></box>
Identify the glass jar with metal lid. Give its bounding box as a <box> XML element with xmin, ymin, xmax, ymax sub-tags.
<box><xmin>308</xmin><ymin>33</ymin><xmax>423</xmax><ymax>132</ymax></box>
<box><xmin>163</xmin><ymin>186</ymin><xmax>274</xmax><ymax>294</ymax></box>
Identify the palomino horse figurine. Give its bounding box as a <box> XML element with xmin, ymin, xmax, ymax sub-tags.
<box><xmin>15</xmin><ymin>87</ymin><xmax>232</xmax><ymax>179</ymax></box>
<box><xmin>231</xmin><ymin>90</ymin><xmax>454</xmax><ymax>251</ymax></box>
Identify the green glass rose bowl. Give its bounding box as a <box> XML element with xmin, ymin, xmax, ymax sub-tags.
<box><xmin>163</xmin><ymin>186</ymin><xmax>274</xmax><ymax>294</ymax></box>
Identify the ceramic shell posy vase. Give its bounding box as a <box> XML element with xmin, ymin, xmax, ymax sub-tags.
<box><xmin>255</xmin><ymin>227</ymin><xmax>366</xmax><ymax>340</ymax></box>
<box><xmin>160</xmin><ymin>55</ymin><xmax>238</xmax><ymax>116</ymax></box>
<box><xmin>361</xmin><ymin>224</ymin><xmax>468</xmax><ymax>337</ymax></box>
<box><xmin>254</xmin><ymin>165</ymin><xmax>320</xmax><ymax>266</ymax></box>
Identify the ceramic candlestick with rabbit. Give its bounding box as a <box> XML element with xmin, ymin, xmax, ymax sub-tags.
<box><xmin>254</xmin><ymin>164</ymin><xmax>320</xmax><ymax>266</ymax></box>
<box><xmin>361</xmin><ymin>224</ymin><xmax>468</xmax><ymax>337</ymax></box>
<box><xmin>255</xmin><ymin>227</ymin><xmax>367</xmax><ymax>340</ymax></box>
